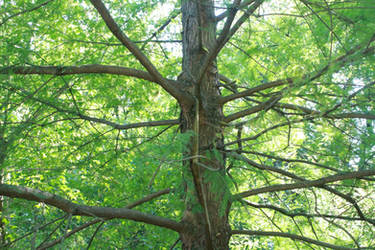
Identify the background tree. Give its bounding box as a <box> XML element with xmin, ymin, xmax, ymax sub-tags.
<box><xmin>0</xmin><ymin>0</ymin><xmax>375</xmax><ymax>249</ymax></box>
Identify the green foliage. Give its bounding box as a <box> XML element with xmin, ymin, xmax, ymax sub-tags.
<box><xmin>1</xmin><ymin>0</ymin><xmax>375</xmax><ymax>248</ymax></box>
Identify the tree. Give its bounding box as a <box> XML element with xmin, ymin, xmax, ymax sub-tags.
<box><xmin>0</xmin><ymin>0</ymin><xmax>375</xmax><ymax>248</ymax></box>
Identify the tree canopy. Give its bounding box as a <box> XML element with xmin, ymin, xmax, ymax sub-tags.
<box><xmin>0</xmin><ymin>0</ymin><xmax>375</xmax><ymax>249</ymax></box>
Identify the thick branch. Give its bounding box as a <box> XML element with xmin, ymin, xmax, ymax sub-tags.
<box><xmin>231</xmin><ymin>230</ymin><xmax>360</xmax><ymax>250</ymax></box>
<box><xmin>89</xmin><ymin>0</ymin><xmax>190</xmax><ymax>103</ymax></box>
<box><xmin>37</xmin><ymin>188</ymin><xmax>171</xmax><ymax>249</ymax></box>
<box><xmin>235</xmin><ymin>169</ymin><xmax>375</xmax><ymax>199</ymax></box>
<box><xmin>0</xmin><ymin>64</ymin><xmax>158</xmax><ymax>83</ymax></box>
<box><xmin>0</xmin><ymin>184</ymin><xmax>183</xmax><ymax>232</ymax></box>
<box><xmin>79</xmin><ymin>119</ymin><xmax>179</xmax><ymax>130</ymax></box>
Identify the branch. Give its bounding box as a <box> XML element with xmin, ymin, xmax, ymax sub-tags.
<box><xmin>224</xmin><ymin>118</ymin><xmax>307</xmax><ymax>145</ymax></box>
<box><xmin>66</xmin><ymin>39</ymin><xmax>182</xmax><ymax>46</ymax></box>
<box><xmin>235</xmin><ymin>169</ymin><xmax>375</xmax><ymax>199</ymax></box>
<box><xmin>215</xmin><ymin>0</ymin><xmax>258</xmax><ymax>22</ymax></box>
<box><xmin>0</xmin><ymin>215</ymin><xmax>67</xmax><ymax>248</ymax></box>
<box><xmin>1</xmin><ymin>79</ymin><xmax>180</xmax><ymax>130</ymax></box>
<box><xmin>220</xmin><ymin>36</ymin><xmax>375</xmax><ymax>104</ymax></box>
<box><xmin>0</xmin><ymin>184</ymin><xmax>183</xmax><ymax>232</ymax></box>
<box><xmin>125</xmin><ymin>188</ymin><xmax>171</xmax><ymax>209</ymax></box>
<box><xmin>37</xmin><ymin>219</ymin><xmax>100</xmax><ymax>250</ymax></box>
<box><xmin>141</xmin><ymin>10</ymin><xmax>180</xmax><ymax>49</ymax></box>
<box><xmin>242</xmin><ymin>200</ymin><xmax>365</xmax><ymax>222</ymax></box>
<box><xmin>224</xmin><ymin>95</ymin><xmax>282</xmax><ymax>122</ymax></box>
<box><xmin>276</xmin><ymin>103</ymin><xmax>375</xmax><ymax>120</ymax></box>
<box><xmin>229</xmin><ymin>153</ymin><xmax>375</xmax><ymax>225</ymax></box>
<box><xmin>37</xmin><ymin>188</ymin><xmax>171</xmax><ymax>249</ymax></box>
<box><xmin>89</xmin><ymin>0</ymin><xmax>190</xmax><ymax>103</ymax></box>
<box><xmin>227</xmin><ymin>0</ymin><xmax>264</xmax><ymax>40</ymax></box>
<box><xmin>220</xmin><ymin>79</ymin><xmax>292</xmax><ymax>104</ymax></box>
<box><xmin>227</xmin><ymin>152</ymin><xmax>302</xmax><ymax>180</ymax></box>
<box><xmin>231</xmin><ymin>230</ymin><xmax>360</xmax><ymax>250</ymax></box>
<box><xmin>0</xmin><ymin>64</ymin><xmax>160</xmax><ymax>83</ymax></box>
<box><xmin>0</xmin><ymin>0</ymin><xmax>54</xmax><ymax>26</ymax></box>
<box><xmin>80</xmin><ymin>119</ymin><xmax>179</xmax><ymax>130</ymax></box>
<box><xmin>230</xmin><ymin>149</ymin><xmax>339</xmax><ymax>172</ymax></box>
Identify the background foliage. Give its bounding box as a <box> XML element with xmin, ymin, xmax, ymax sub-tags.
<box><xmin>1</xmin><ymin>0</ymin><xmax>375</xmax><ymax>249</ymax></box>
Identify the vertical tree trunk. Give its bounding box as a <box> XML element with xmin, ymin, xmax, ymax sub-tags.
<box><xmin>179</xmin><ymin>1</ymin><xmax>231</xmax><ymax>249</ymax></box>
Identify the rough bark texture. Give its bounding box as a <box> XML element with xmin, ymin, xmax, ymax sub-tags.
<box><xmin>179</xmin><ymin>0</ymin><xmax>231</xmax><ymax>249</ymax></box>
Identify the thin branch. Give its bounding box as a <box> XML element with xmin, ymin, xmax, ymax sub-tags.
<box><xmin>232</xmin><ymin>149</ymin><xmax>340</xmax><ymax>172</ymax></box>
<box><xmin>227</xmin><ymin>0</ymin><xmax>264</xmax><ymax>40</ymax></box>
<box><xmin>243</xmin><ymin>200</ymin><xmax>366</xmax><ymax>222</ymax></box>
<box><xmin>0</xmin><ymin>184</ymin><xmax>183</xmax><ymax>232</ymax></box>
<box><xmin>125</xmin><ymin>188</ymin><xmax>171</xmax><ymax>209</ymax></box>
<box><xmin>0</xmin><ymin>0</ymin><xmax>54</xmax><ymax>26</ymax></box>
<box><xmin>276</xmin><ymin>103</ymin><xmax>375</xmax><ymax>120</ymax></box>
<box><xmin>215</xmin><ymin>0</ymin><xmax>257</xmax><ymax>22</ymax></box>
<box><xmin>299</xmin><ymin>0</ymin><xmax>345</xmax><ymax>51</ymax></box>
<box><xmin>169</xmin><ymin>238</ymin><xmax>180</xmax><ymax>250</ymax></box>
<box><xmin>37</xmin><ymin>220</ymin><xmax>101</xmax><ymax>249</ymax></box>
<box><xmin>231</xmin><ymin>230</ymin><xmax>361</xmax><ymax>249</ymax></box>
<box><xmin>224</xmin><ymin>95</ymin><xmax>282</xmax><ymax>122</ymax></box>
<box><xmin>0</xmin><ymin>214</ymin><xmax>67</xmax><ymax>248</ymax></box>
<box><xmin>220</xmin><ymin>79</ymin><xmax>292</xmax><ymax>104</ymax></box>
<box><xmin>220</xmin><ymin>37</ymin><xmax>375</xmax><ymax>105</ymax></box>
<box><xmin>85</xmin><ymin>221</ymin><xmax>105</xmax><ymax>249</ymax></box>
<box><xmin>323</xmin><ymin>81</ymin><xmax>375</xmax><ymax>116</ymax></box>
<box><xmin>229</xmin><ymin>152</ymin><xmax>375</xmax><ymax>225</ymax></box>
<box><xmin>234</xmin><ymin>169</ymin><xmax>375</xmax><ymax>200</ymax></box>
<box><xmin>2</xmin><ymin>79</ymin><xmax>180</xmax><ymax>130</ymax></box>
<box><xmin>224</xmin><ymin>118</ymin><xmax>307</xmax><ymax>146</ymax></box>
<box><xmin>227</xmin><ymin>152</ymin><xmax>302</xmax><ymax>180</ymax></box>
<box><xmin>141</xmin><ymin>10</ymin><xmax>180</xmax><ymax>49</ymax></box>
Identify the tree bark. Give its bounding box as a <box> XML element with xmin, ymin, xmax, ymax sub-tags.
<box><xmin>179</xmin><ymin>1</ymin><xmax>231</xmax><ymax>248</ymax></box>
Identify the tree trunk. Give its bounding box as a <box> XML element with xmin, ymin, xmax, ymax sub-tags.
<box><xmin>179</xmin><ymin>1</ymin><xmax>231</xmax><ymax>248</ymax></box>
